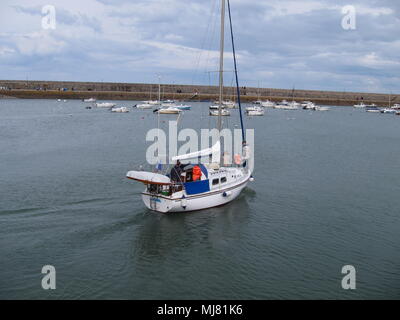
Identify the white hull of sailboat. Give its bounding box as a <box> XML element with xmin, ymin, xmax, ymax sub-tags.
<box><xmin>156</xmin><ymin>107</ymin><xmax>182</xmax><ymax>114</ymax></box>
<box><xmin>96</xmin><ymin>102</ymin><xmax>116</xmax><ymax>108</ymax></box>
<box><xmin>136</xmin><ymin>104</ymin><xmax>153</xmax><ymax>109</ymax></box>
<box><xmin>141</xmin><ymin>174</ymin><xmax>250</xmax><ymax>213</ymax></box>
<box><xmin>274</xmin><ymin>105</ymin><xmax>298</xmax><ymax>110</ymax></box>
<box><xmin>247</xmin><ymin>110</ymin><xmax>264</xmax><ymax>116</ymax></box>
<box><xmin>210</xmin><ymin>110</ymin><xmax>230</xmax><ymax>116</ymax></box>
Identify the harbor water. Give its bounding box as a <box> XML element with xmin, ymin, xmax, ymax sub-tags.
<box><xmin>0</xmin><ymin>99</ymin><xmax>399</xmax><ymax>299</ymax></box>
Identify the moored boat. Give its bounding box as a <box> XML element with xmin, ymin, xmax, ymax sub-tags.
<box><xmin>136</xmin><ymin>103</ymin><xmax>153</xmax><ymax>109</ymax></box>
<box><xmin>354</xmin><ymin>102</ymin><xmax>366</xmax><ymax>108</ymax></box>
<box><xmin>210</xmin><ymin>109</ymin><xmax>230</xmax><ymax>116</ymax></box>
<box><xmin>111</xmin><ymin>106</ymin><xmax>129</xmax><ymax>113</ymax></box>
<box><xmin>96</xmin><ymin>102</ymin><xmax>116</xmax><ymax>108</ymax></box>
<box><xmin>246</xmin><ymin>106</ymin><xmax>264</xmax><ymax>116</ymax></box>
<box><xmin>365</xmin><ymin>106</ymin><xmax>381</xmax><ymax>113</ymax></box>
<box><xmin>155</xmin><ymin>107</ymin><xmax>182</xmax><ymax>114</ymax></box>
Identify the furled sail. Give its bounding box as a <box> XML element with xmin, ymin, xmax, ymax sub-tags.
<box><xmin>172</xmin><ymin>141</ymin><xmax>220</xmax><ymax>162</ymax></box>
<box><xmin>126</xmin><ymin>171</ymin><xmax>172</xmax><ymax>185</ymax></box>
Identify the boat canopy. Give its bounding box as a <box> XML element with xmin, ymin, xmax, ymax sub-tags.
<box><xmin>126</xmin><ymin>171</ymin><xmax>172</xmax><ymax>185</ymax></box>
<box><xmin>172</xmin><ymin>141</ymin><xmax>220</xmax><ymax>162</ymax></box>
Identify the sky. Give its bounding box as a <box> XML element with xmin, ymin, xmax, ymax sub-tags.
<box><xmin>0</xmin><ymin>0</ymin><xmax>399</xmax><ymax>93</ymax></box>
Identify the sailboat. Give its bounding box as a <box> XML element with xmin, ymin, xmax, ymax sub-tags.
<box><xmin>136</xmin><ymin>79</ymin><xmax>162</xmax><ymax>109</ymax></box>
<box><xmin>126</xmin><ymin>0</ymin><xmax>253</xmax><ymax>213</ymax></box>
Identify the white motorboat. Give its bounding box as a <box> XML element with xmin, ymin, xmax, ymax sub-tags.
<box><xmin>222</xmin><ymin>101</ymin><xmax>237</xmax><ymax>108</ymax></box>
<box><xmin>126</xmin><ymin>0</ymin><xmax>252</xmax><ymax>213</ymax></box>
<box><xmin>314</xmin><ymin>106</ymin><xmax>330</xmax><ymax>111</ymax></box>
<box><xmin>161</xmin><ymin>103</ymin><xmax>177</xmax><ymax>108</ymax></box>
<box><xmin>155</xmin><ymin>107</ymin><xmax>182</xmax><ymax>114</ymax></box>
<box><xmin>380</xmin><ymin>108</ymin><xmax>397</xmax><ymax>114</ymax></box>
<box><xmin>288</xmin><ymin>101</ymin><xmax>300</xmax><ymax>108</ymax></box>
<box><xmin>366</xmin><ymin>106</ymin><xmax>381</xmax><ymax>113</ymax></box>
<box><xmin>274</xmin><ymin>100</ymin><xmax>298</xmax><ymax>110</ymax></box>
<box><xmin>84</xmin><ymin>98</ymin><xmax>96</xmax><ymax>103</ymax></box>
<box><xmin>303</xmin><ymin>102</ymin><xmax>316</xmax><ymax>110</ymax></box>
<box><xmin>261</xmin><ymin>100</ymin><xmax>276</xmax><ymax>108</ymax></box>
<box><xmin>353</xmin><ymin>102</ymin><xmax>366</xmax><ymax>108</ymax></box>
<box><xmin>246</xmin><ymin>106</ymin><xmax>264</xmax><ymax>116</ymax></box>
<box><xmin>136</xmin><ymin>103</ymin><xmax>153</xmax><ymax>109</ymax></box>
<box><xmin>175</xmin><ymin>104</ymin><xmax>191</xmax><ymax>110</ymax></box>
<box><xmin>210</xmin><ymin>109</ymin><xmax>230</xmax><ymax>116</ymax></box>
<box><xmin>143</xmin><ymin>100</ymin><xmax>160</xmax><ymax>105</ymax></box>
<box><xmin>392</xmin><ymin>104</ymin><xmax>400</xmax><ymax>110</ymax></box>
<box><xmin>111</xmin><ymin>106</ymin><xmax>129</xmax><ymax>113</ymax></box>
<box><xmin>96</xmin><ymin>102</ymin><xmax>116</xmax><ymax>108</ymax></box>
<box><xmin>301</xmin><ymin>101</ymin><xmax>312</xmax><ymax>107</ymax></box>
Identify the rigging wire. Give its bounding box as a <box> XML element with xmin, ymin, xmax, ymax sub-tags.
<box><xmin>227</xmin><ymin>0</ymin><xmax>245</xmax><ymax>141</ymax></box>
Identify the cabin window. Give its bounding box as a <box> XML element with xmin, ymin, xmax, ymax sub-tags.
<box><xmin>221</xmin><ymin>177</ymin><xmax>227</xmax><ymax>184</ymax></box>
<box><xmin>212</xmin><ymin>178</ymin><xmax>219</xmax><ymax>185</ymax></box>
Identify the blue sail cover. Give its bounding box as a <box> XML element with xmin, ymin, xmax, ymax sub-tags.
<box><xmin>184</xmin><ymin>180</ymin><xmax>210</xmax><ymax>195</ymax></box>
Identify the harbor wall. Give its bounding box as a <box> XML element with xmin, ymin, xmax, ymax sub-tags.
<box><xmin>0</xmin><ymin>80</ymin><xmax>398</xmax><ymax>106</ymax></box>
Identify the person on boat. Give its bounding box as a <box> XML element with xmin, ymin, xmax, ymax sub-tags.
<box><xmin>192</xmin><ymin>165</ymin><xmax>202</xmax><ymax>182</ymax></box>
<box><xmin>170</xmin><ymin>160</ymin><xmax>185</xmax><ymax>182</ymax></box>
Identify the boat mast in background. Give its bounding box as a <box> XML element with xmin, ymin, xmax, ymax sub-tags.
<box><xmin>217</xmin><ymin>0</ymin><xmax>225</xmax><ymax>135</ymax></box>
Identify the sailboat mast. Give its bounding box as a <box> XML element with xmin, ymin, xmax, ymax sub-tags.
<box><xmin>217</xmin><ymin>0</ymin><xmax>225</xmax><ymax>132</ymax></box>
<box><xmin>158</xmin><ymin>75</ymin><xmax>161</xmax><ymax>103</ymax></box>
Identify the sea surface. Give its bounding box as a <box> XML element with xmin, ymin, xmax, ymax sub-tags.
<box><xmin>0</xmin><ymin>99</ymin><xmax>399</xmax><ymax>299</ymax></box>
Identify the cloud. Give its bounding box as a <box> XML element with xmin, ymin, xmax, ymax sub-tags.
<box><xmin>0</xmin><ymin>0</ymin><xmax>399</xmax><ymax>93</ymax></box>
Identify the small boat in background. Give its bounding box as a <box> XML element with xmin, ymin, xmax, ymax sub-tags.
<box><xmin>314</xmin><ymin>106</ymin><xmax>330</xmax><ymax>111</ymax></box>
<box><xmin>353</xmin><ymin>102</ymin><xmax>366</xmax><ymax>108</ymax></box>
<box><xmin>246</xmin><ymin>106</ymin><xmax>264</xmax><ymax>116</ymax></box>
<box><xmin>143</xmin><ymin>100</ymin><xmax>160</xmax><ymax>105</ymax></box>
<box><xmin>175</xmin><ymin>104</ymin><xmax>191</xmax><ymax>110</ymax></box>
<box><xmin>274</xmin><ymin>100</ymin><xmax>298</xmax><ymax>110</ymax></box>
<box><xmin>210</xmin><ymin>109</ymin><xmax>230</xmax><ymax>116</ymax></box>
<box><xmin>96</xmin><ymin>102</ymin><xmax>116</xmax><ymax>108</ymax></box>
<box><xmin>392</xmin><ymin>104</ymin><xmax>400</xmax><ymax>110</ymax></box>
<box><xmin>261</xmin><ymin>100</ymin><xmax>276</xmax><ymax>108</ymax></box>
<box><xmin>380</xmin><ymin>108</ymin><xmax>397</xmax><ymax>114</ymax></box>
<box><xmin>303</xmin><ymin>102</ymin><xmax>315</xmax><ymax>110</ymax></box>
<box><xmin>366</xmin><ymin>106</ymin><xmax>381</xmax><ymax>113</ymax></box>
<box><xmin>213</xmin><ymin>100</ymin><xmax>236</xmax><ymax>108</ymax></box>
<box><xmin>111</xmin><ymin>106</ymin><xmax>129</xmax><ymax>113</ymax></box>
<box><xmin>155</xmin><ymin>107</ymin><xmax>182</xmax><ymax>114</ymax></box>
<box><xmin>84</xmin><ymin>98</ymin><xmax>96</xmax><ymax>103</ymax></box>
<box><xmin>136</xmin><ymin>103</ymin><xmax>153</xmax><ymax>109</ymax></box>
<box><xmin>161</xmin><ymin>100</ymin><xmax>177</xmax><ymax>108</ymax></box>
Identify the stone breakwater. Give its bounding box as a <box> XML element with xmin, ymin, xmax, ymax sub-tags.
<box><xmin>0</xmin><ymin>80</ymin><xmax>398</xmax><ymax>106</ymax></box>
